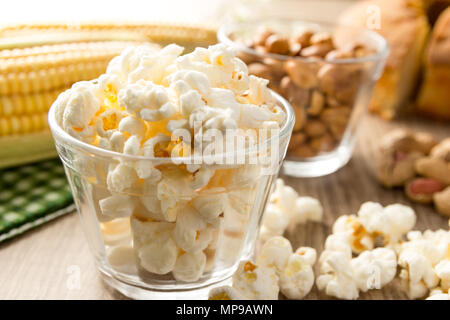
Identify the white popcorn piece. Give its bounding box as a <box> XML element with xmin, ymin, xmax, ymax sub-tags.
<box><xmin>316</xmin><ymin>250</ymin><xmax>359</xmax><ymax>300</ymax></box>
<box><xmin>173</xmin><ymin>206</ymin><xmax>213</xmax><ymax>253</ymax></box>
<box><xmin>279</xmin><ymin>247</ymin><xmax>316</xmax><ymax>300</ymax></box>
<box><xmin>173</xmin><ymin>251</ymin><xmax>206</xmax><ymax>282</ymax></box>
<box><xmin>232</xmin><ymin>260</ymin><xmax>279</xmax><ymax>300</ymax></box>
<box><xmin>107</xmin><ymin>163</ymin><xmax>138</xmax><ymax>193</ymax></box>
<box><xmin>209</xmin><ymin>286</ymin><xmax>249</xmax><ymax>300</ymax></box>
<box><xmin>99</xmin><ymin>194</ymin><xmax>135</xmax><ymax>219</ymax></box>
<box><xmin>191</xmin><ymin>191</ymin><xmax>226</xmax><ymax>227</ymax></box>
<box><xmin>138</xmin><ymin>236</ymin><xmax>178</xmax><ymax>275</ymax></box>
<box><xmin>260</xmin><ymin>179</ymin><xmax>323</xmax><ymax>244</ymax></box>
<box><xmin>118</xmin><ymin>115</ymin><xmax>146</xmax><ymax>138</ymax></box>
<box><xmin>190</xmin><ymin>167</ymin><xmax>215</xmax><ymax>190</ymax></box>
<box><xmin>256</xmin><ymin>236</ymin><xmax>293</xmax><ymax>275</ymax></box>
<box><xmin>351</xmin><ymin>248</ymin><xmax>397</xmax><ymax>292</ymax></box>
<box><xmin>332</xmin><ymin>215</ymin><xmax>374</xmax><ymax>254</ymax></box>
<box><xmin>131</xmin><ymin>217</ymin><xmax>178</xmax><ymax>275</ymax></box>
<box><xmin>157</xmin><ymin>169</ymin><xmax>195</xmax><ymax>222</ymax></box>
<box><xmin>292</xmin><ymin>196</ymin><xmax>323</xmax><ymax>225</ymax></box>
<box><xmin>435</xmin><ymin>260</ymin><xmax>450</xmax><ymax>291</ymax></box>
<box><xmin>398</xmin><ymin>249</ymin><xmax>439</xmax><ymax>299</ymax></box>
<box><xmin>426</xmin><ymin>288</ymin><xmax>450</xmax><ymax>300</ymax></box>
<box><xmin>261</xmin><ymin>204</ymin><xmax>290</xmax><ymax>236</ymax></box>
<box><xmin>358</xmin><ymin>202</ymin><xmax>416</xmax><ymax>248</ymax></box>
<box><xmin>107</xmin><ymin>245</ymin><xmax>137</xmax><ymax>274</ymax></box>
<box><xmin>100</xmin><ymin>218</ymin><xmax>132</xmax><ymax>246</ymax></box>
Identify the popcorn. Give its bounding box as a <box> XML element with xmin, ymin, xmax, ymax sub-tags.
<box><xmin>191</xmin><ymin>190</ymin><xmax>226</xmax><ymax>227</ymax></box>
<box><xmin>292</xmin><ymin>197</ymin><xmax>323</xmax><ymax>225</ymax></box>
<box><xmin>130</xmin><ymin>217</ymin><xmax>178</xmax><ymax>275</ymax></box>
<box><xmin>232</xmin><ymin>260</ymin><xmax>279</xmax><ymax>300</ymax></box>
<box><xmin>100</xmin><ymin>218</ymin><xmax>132</xmax><ymax>246</ymax></box>
<box><xmin>209</xmin><ymin>286</ymin><xmax>249</xmax><ymax>300</ymax></box>
<box><xmin>107</xmin><ymin>245</ymin><xmax>137</xmax><ymax>274</ymax></box>
<box><xmin>426</xmin><ymin>288</ymin><xmax>450</xmax><ymax>300</ymax></box>
<box><xmin>260</xmin><ymin>179</ymin><xmax>323</xmax><ymax>243</ymax></box>
<box><xmin>118</xmin><ymin>80</ymin><xmax>177</xmax><ymax>122</ymax></box>
<box><xmin>173</xmin><ymin>206</ymin><xmax>213</xmax><ymax>253</ymax></box>
<box><xmin>279</xmin><ymin>247</ymin><xmax>317</xmax><ymax>299</ymax></box>
<box><xmin>55</xmin><ymin>42</ymin><xmax>287</xmax><ymax>284</ymax></box>
<box><xmin>332</xmin><ymin>215</ymin><xmax>374</xmax><ymax>254</ymax></box>
<box><xmin>316</xmin><ymin>250</ymin><xmax>358</xmax><ymax>300</ymax></box>
<box><xmin>256</xmin><ymin>236</ymin><xmax>293</xmax><ymax>274</ymax></box>
<box><xmin>398</xmin><ymin>249</ymin><xmax>439</xmax><ymax>299</ymax></box>
<box><xmin>435</xmin><ymin>260</ymin><xmax>450</xmax><ymax>291</ymax></box>
<box><xmin>358</xmin><ymin>202</ymin><xmax>416</xmax><ymax>248</ymax></box>
<box><xmin>99</xmin><ymin>194</ymin><xmax>135</xmax><ymax>219</ymax></box>
<box><xmin>397</xmin><ymin>227</ymin><xmax>450</xmax><ymax>298</ymax></box>
<box><xmin>351</xmin><ymin>248</ymin><xmax>397</xmax><ymax>292</ymax></box>
<box><xmin>173</xmin><ymin>251</ymin><xmax>207</xmax><ymax>282</ymax></box>
<box><xmin>117</xmin><ymin>115</ymin><xmax>146</xmax><ymax>138</ymax></box>
<box><xmin>107</xmin><ymin>163</ymin><xmax>138</xmax><ymax>193</ymax></box>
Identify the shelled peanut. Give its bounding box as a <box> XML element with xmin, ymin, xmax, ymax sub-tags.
<box><xmin>237</xmin><ymin>29</ymin><xmax>374</xmax><ymax>158</ymax></box>
<box><xmin>377</xmin><ymin>129</ymin><xmax>450</xmax><ymax>217</ymax></box>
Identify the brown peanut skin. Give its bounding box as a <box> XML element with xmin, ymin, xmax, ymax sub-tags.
<box><xmin>405</xmin><ymin>178</ymin><xmax>446</xmax><ymax>204</ymax></box>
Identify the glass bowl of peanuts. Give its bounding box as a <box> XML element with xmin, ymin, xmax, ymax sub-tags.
<box><xmin>218</xmin><ymin>19</ymin><xmax>389</xmax><ymax>177</ymax></box>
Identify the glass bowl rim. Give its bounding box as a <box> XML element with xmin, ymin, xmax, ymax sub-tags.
<box><xmin>48</xmin><ymin>89</ymin><xmax>295</xmax><ymax>163</ymax></box>
<box><xmin>217</xmin><ymin>18</ymin><xmax>390</xmax><ymax>65</ymax></box>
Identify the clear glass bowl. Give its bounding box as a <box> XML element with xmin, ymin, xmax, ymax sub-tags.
<box><xmin>48</xmin><ymin>90</ymin><xmax>294</xmax><ymax>299</ymax></box>
<box><xmin>218</xmin><ymin>19</ymin><xmax>389</xmax><ymax>177</ymax></box>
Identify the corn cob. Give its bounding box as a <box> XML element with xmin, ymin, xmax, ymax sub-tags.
<box><xmin>0</xmin><ymin>23</ymin><xmax>217</xmax><ymax>169</ymax></box>
<box><xmin>0</xmin><ymin>23</ymin><xmax>217</xmax><ymax>46</ymax></box>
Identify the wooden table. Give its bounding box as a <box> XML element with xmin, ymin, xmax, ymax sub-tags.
<box><xmin>0</xmin><ymin>113</ymin><xmax>448</xmax><ymax>300</ymax></box>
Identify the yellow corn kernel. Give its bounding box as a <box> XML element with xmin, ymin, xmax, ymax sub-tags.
<box><xmin>0</xmin><ymin>113</ymin><xmax>48</xmax><ymax>136</ymax></box>
<box><xmin>0</xmin><ymin>88</ymin><xmax>63</xmax><ymax>116</ymax></box>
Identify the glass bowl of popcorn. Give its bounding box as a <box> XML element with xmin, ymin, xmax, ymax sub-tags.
<box><xmin>218</xmin><ymin>19</ymin><xmax>389</xmax><ymax>177</ymax></box>
<box><xmin>48</xmin><ymin>44</ymin><xmax>294</xmax><ymax>299</ymax></box>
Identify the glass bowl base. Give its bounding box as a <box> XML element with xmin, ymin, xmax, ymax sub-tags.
<box><xmin>100</xmin><ymin>270</ymin><xmax>232</xmax><ymax>300</ymax></box>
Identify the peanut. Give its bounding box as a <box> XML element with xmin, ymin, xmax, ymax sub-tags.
<box><xmin>307</xmin><ymin>90</ymin><xmax>325</xmax><ymax>116</ymax></box>
<box><xmin>265</xmin><ymin>35</ymin><xmax>290</xmax><ymax>55</ymax></box>
<box><xmin>304</xmin><ymin>119</ymin><xmax>327</xmax><ymax>138</ymax></box>
<box><xmin>293</xmin><ymin>30</ymin><xmax>313</xmax><ymax>47</ymax></box>
<box><xmin>405</xmin><ymin>178</ymin><xmax>446</xmax><ymax>204</ymax></box>
<box><xmin>415</xmin><ymin>156</ymin><xmax>450</xmax><ymax>185</ymax></box>
<box><xmin>254</xmin><ymin>29</ymin><xmax>274</xmax><ymax>46</ymax></box>
<box><xmin>430</xmin><ymin>138</ymin><xmax>450</xmax><ymax>161</ymax></box>
<box><xmin>377</xmin><ymin>150</ymin><xmax>423</xmax><ymax>188</ymax></box>
<box><xmin>284</xmin><ymin>59</ymin><xmax>318</xmax><ymax>89</ymax></box>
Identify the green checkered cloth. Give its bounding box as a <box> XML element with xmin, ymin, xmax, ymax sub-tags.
<box><xmin>0</xmin><ymin>159</ymin><xmax>74</xmax><ymax>243</ymax></box>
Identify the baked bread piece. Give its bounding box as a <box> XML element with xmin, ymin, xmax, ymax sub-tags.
<box><xmin>340</xmin><ymin>0</ymin><xmax>430</xmax><ymax>119</ymax></box>
<box><xmin>417</xmin><ymin>7</ymin><xmax>450</xmax><ymax>120</ymax></box>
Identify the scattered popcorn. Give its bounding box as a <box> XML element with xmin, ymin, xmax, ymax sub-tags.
<box><xmin>232</xmin><ymin>260</ymin><xmax>279</xmax><ymax>300</ymax></box>
<box><xmin>279</xmin><ymin>247</ymin><xmax>317</xmax><ymax>299</ymax></box>
<box><xmin>208</xmin><ymin>286</ymin><xmax>249</xmax><ymax>300</ymax></box>
<box><xmin>316</xmin><ymin>250</ymin><xmax>359</xmax><ymax>300</ymax></box>
<box><xmin>426</xmin><ymin>288</ymin><xmax>450</xmax><ymax>300</ymax></box>
<box><xmin>351</xmin><ymin>248</ymin><xmax>397</xmax><ymax>292</ymax></box>
<box><xmin>260</xmin><ymin>179</ymin><xmax>323</xmax><ymax>242</ymax></box>
<box><xmin>358</xmin><ymin>202</ymin><xmax>416</xmax><ymax>249</ymax></box>
<box><xmin>397</xmin><ymin>227</ymin><xmax>450</xmax><ymax>299</ymax></box>
<box><xmin>256</xmin><ymin>236</ymin><xmax>293</xmax><ymax>275</ymax></box>
<box><xmin>332</xmin><ymin>214</ymin><xmax>374</xmax><ymax>254</ymax></box>
<box><xmin>398</xmin><ymin>250</ymin><xmax>439</xmax><ymax>299</ymax></box>
<box><xmin>435</xmin><ymin>260</ymin><xmax>450</xmax><ymax>291</ymax></box>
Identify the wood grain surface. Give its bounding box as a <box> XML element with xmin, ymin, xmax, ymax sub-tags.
<box><xmin>0</xmin><ymin>113</ymin><xmax>448</xmax><ymax>300</ymax></box>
